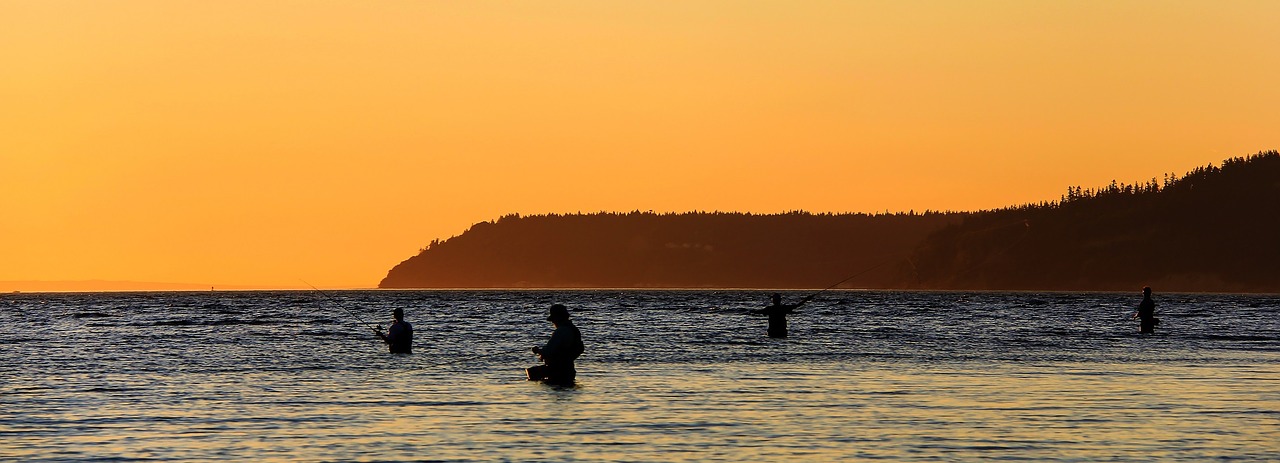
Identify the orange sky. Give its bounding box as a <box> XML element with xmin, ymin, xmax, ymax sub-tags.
<box><xmin>2</xmin><ymin>1</ymin><xmax>1277</xmax><ymax>289</ymax></box>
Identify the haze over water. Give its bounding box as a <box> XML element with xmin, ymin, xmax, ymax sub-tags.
<box><xmin>3</xmin><ymin>290</ymin><xmax>1277</xmax><ymax>461</ymax></box>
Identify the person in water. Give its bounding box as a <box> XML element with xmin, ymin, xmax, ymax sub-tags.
<box><xmin>527</xmin><ymin>304</ymin><xmax>584</xmax><ymax>385</ymax></box>
<box><xmin>751</xmin><ymin>293</ymin><xmax>813</xmax><ymax>338</ymax></box>
<box><xmin>377</xmin><ymin>308</ymin><xmax>413</xmax><ymax>354</ymax></box>
<box><xmin>1131</xmin><ymin>286</ymin><xmax>1158</xmax><ymax>334</ymax></box>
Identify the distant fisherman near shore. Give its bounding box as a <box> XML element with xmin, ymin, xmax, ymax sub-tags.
<box><xmin>1131</xmin><ymin>286</ymin><xmax>1159</xmax><ymax>334</ymax></box>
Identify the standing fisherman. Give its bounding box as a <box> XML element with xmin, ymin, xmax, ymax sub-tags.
<box><xmin>1131</xmin><ymin>286</ymin><xmax>1158</xmax><ymax>334</ymax></box>
<box><xmin>527</xmin><ymin>304</ymin><xmax>584</xmax><ymax>385</ymax></box>
<box><xmin>377</xmin><ymin>308</ymin><xmax>414</xmax><ymax>354</ymax></box>
<box><xmin>751</xmin><ymin>293</ymin><xmax>813</xmax><ymax>338</ymax></box>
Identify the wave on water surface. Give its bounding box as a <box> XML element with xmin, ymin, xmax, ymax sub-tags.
<box><xmin>1</xmin><ymin>290</ymin><xmax>1277</xmax><ymax>462</ymax></box>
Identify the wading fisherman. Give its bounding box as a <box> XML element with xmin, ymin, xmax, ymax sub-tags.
<box><xmin>377</xmin><ymin>308</ymin><xmax>413</xmax><ymax>354</ymax></box>
<box><xmin>1131</xmin><ymin>286</ymin><xmax>1158</xmax><ymax>334</ymax></box>
<box><xmin>751</xmin><ymin>293</ymin><xmax>812</xmax><ymax>338</ymax></box>
<box><xmin>527</xmin><ymin>304</ymin><xmax>584</xmax><ymax>385</ymax></box>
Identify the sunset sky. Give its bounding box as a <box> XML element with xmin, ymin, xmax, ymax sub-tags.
<box><xmin>2</xmin><ymin>1</ymin><xmax>1277</xmax><ymax>289</ymax></box>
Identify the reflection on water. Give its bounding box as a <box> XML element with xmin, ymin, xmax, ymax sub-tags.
<box><xmin>2</xmin><ymin>290</ymin><xmax>1278</xmax><ymax>461</ymax></box>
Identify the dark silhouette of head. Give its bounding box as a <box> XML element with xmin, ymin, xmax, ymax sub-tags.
<box><xmin>771</xmin><ymin>293</ymin><xmax>782</xmax><ymax>305</ymax></box>
<box><xmin>393</xmin><ymin>308</ymin><xmax>404</xmax><ymax>321</ymax></box>
<box><xmin>1142</xmin><ymin>286</ymin><xmax>1152</xmax><ymax>297</ymax></box>
<box><xmin>547</xmin><ymin>304</ymin><xmax>570</xmax><ymax>324</ymax></box>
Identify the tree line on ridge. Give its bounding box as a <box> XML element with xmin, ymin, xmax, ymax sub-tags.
<box><xmin>380</xmin><ymin>151</ymin><xmax>1280</xmax><ymax>292</ymax></box>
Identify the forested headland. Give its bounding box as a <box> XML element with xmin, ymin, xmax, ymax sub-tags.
<box><xmin>381</xmin><ymin>151</ymin><xmax>1280</xmax><ymax>292</ymax></box>
<box><xmin>909</xmin><ymin>150</ymin><xmax>1280</xmax><ymax>292</ymax></box>
<box><xmin>379</xmin><ymin>211</ymin><xmax>962</xmax><ymax>288</ymax></box>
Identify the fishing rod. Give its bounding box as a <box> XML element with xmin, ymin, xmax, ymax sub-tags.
<box><xmin>934</xmin><ymin>218</ymin><xmax>1032</xmax><ymax>284</ymax></box>
<box><xmin>301</xmin><ymin>280</ymin><xmax>381</xmax><ymax>336</ymax></box>
<box><xmin>791</xmin><ymin>219</ymin><xmax>1032</xmax><ymax>304</ymax></box>
<box><xmin>796</xmin><ymin>258</ymin><xmax>899</xmax><ymax>303</ymax></box>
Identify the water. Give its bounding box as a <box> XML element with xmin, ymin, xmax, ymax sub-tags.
<box><xmin>2</xmin><ymin>290</ymin><xmax>1277</xmax><ymax>461</ymax></box>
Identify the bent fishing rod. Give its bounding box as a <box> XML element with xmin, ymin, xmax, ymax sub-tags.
<box><xmin>301</xmin><ymin>280</ymin><xmax>381</xmax><ymax>336</ymax></box>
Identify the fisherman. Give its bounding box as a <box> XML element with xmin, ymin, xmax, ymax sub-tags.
<box><xmin>527</xmin><ymin>304</ymin><xmax>584</xmax><ymax>385</ymax></box>
<box><xmin>751</xmin><ymin>293</ymin><xmax>812</xmax><ymax>338</ymax></box>
<box><xmin>377</xmin><ymin>308</ymin><xmax>413</xmax><ymax>354</ymax></box>
<box><xmin>1131</xmin><ymin>286</ymin><xmax>1158</xmax><ymax>334</ymax></box>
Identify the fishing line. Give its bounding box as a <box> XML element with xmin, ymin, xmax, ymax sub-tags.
<box><xmin>931</xmin><ymin>218</ymin><xmax>1032</xmax><ymax>284</ymax></box>
<box><xmin>799</xmin><ymin>258</ymin><xmax>899</xmax><ymax>302</ymax></box>
<box><xmin>755</xmin><ymin>218</ymin><xmax>1034</xmax><ymax>305</ymax></box>
<box><xmin>815</xmin><ymin>221</ymin><xmax>1029</xmax><ymax>298</ymax></box>
<box><xmin>301</xmin><ymin>280</ymin><xmax>381</xmax><ymax>336</ymax></box>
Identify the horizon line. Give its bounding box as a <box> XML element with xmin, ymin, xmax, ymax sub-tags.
<box><xmin>0</xmin><ymin>280</ymin><xmax>374</xmax><ymax>293</ymax></box>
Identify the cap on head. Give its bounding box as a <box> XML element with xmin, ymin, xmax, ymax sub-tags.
<box><xmin>393</xmin><ymin>308</ymin><xmax>404</xmax><ymax>320</ymax></box>
<box><xmin>547</xmin><ymin>304</ymin><xmax>570</xmax><ymax>321</ymax></box>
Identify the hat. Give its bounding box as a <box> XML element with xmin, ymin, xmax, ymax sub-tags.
<box><xmin>547</xmin><ymin>304</ymin><xmax>570</xmax><ymax>321</ymax></box>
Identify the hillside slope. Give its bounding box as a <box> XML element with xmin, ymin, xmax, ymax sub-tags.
<box><xmin>382</xmin><ymin>150</ymin><xmax>1280</xmax><ymax>292</ymax></box>
<box><xmin>380</xmin><ymin>211</ymin><xmax>960</xmax><ymax>288</ymax></box>
<box><xmin>907</xmin><ymin>151</ymin><xmax>1280</xmax><ymax>292</ymax></box>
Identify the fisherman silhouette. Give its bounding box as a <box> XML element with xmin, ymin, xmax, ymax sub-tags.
<box><xmin>527</xmin><ymin>304</ymin><xmax>584</xmax><ymax>385</ymax></box>
<box><xmin>751</xmin><ymin>293</ymin><xmax>812</xmax><ymax>338</ymax></box>
<box><xmin>377</xmin><ymin>308</ymin><xmax>413</xmax><ymax>354</ymax></box>
<box><xmin>1131</xmin><ymin>286</ymin><xmax>1159</xmax><ymax>334</ymax></box>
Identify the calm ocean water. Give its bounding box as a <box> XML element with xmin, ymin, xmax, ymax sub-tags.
<box><xmin>2</xmin><ymin>290</ymin><xmax>1277</xmax><ymax>462</ymax></box>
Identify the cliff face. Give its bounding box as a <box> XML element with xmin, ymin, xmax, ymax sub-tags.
<box><xmin>907</xmin><ymin>151</ymin><xmax>1280</xmax><ymax>292</ymax></box>
<box><xmin>382</xmin><ymin>151</ymin><xmax>1280</xmax><ymax>292</ymax></box>
<box><xmin>379</xmin><ymin>211</ymin><xmax>961</xmax><ymax>289</ymax></box>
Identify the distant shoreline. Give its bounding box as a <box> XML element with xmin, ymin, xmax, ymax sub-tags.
<box><xmin>380</xmin><ymin>151</ymin><xmax>1280</xmax><ymax>294</ymax></box>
